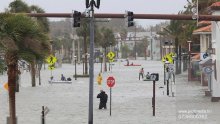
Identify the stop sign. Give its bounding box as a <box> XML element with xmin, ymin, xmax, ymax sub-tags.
<box><xmin>107</xmin><ymin>76</ymin><xmax>115</xmax><ymax>88</ymax></box>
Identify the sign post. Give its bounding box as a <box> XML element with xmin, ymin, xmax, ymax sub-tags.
<box><xmin>46</xmin><ymin>55</ymin><xmax>57</xmax><ymax>77</ymax></box>
<box><xmin>107</xmin><ymin>76</ymin><xmax>115</xmax><ymax>116</ymax></box>
<box><xmin>143</xmin><ymin>73</ymin><xmax>159</xmax><ymax>116</ymax></box>
<box><xmin>153</xmin><ymin>80</ymin><xmax>155</xmax><ymax>116</ymax></box>
<box><xmin>107</xmin><ymin>52</ymin><xmax>115</xmax><ymax>72</ymax></box>
<box><xmin>41</xmin><ymin>106</ymin><xmax>50</xmax><ymax>124</ymax></box>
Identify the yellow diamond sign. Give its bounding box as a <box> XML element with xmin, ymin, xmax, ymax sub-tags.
<box><xmin>107</xmin><ymin>52</ymin><xmax>115</xmax><ymax>60</ymax></box>
<box><xmin>46</xmin><ymin>55</ymin><xmax>57</xmax><ymax>65</ymax></box>
<box><xmin>162</xmin><ymin>53</ymin><xmax>174</xmax><ymax>64</ymax></box>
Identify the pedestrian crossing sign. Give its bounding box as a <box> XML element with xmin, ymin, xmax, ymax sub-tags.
<box><xmin>46</xmin><ymin>55</ymin><xmax>57</xmax><ymax>65</ymax></box>
<box><xmin>162</xmin><ymin>53</ymin><xmax>174</xmax><ymax>64</ymax></box>
<box><xmin>107</xmin><ymin>52</ymin><xmax>115</xmax><ymax>60</ymax></box>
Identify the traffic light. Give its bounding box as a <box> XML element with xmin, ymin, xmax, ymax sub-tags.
<box><xmin>127</xmin><ymin>11</ymin><xmax>134</xmax><ymax>27</ymax></box>
<box><xmin>86</xmin><ymin>0</ymin><xmax>90</xmax><ymax>8</ymax></box>
<box><xmin>73</xmin><ymin>11</ymin><xmax>81</xmax><ymax>27</ymax></box>
<box><xmin>95</xmin><ymin>0</ymin><xmax>100</xmax><ymax>9</ymax></box>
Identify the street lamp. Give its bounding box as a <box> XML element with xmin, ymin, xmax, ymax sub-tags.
<box><xmin>86</xmin><ymin>1</ymin><xmax>100</xmax><ymax>124</ymax></box>
<box><xmin>82</xmin><ymin>54</ymin><xmax>85</xmax><ymax>74</ymax></box>
<box><xmin>74</xmin><ymin>56</ymin><xmax>77</xmax><ymax>80</ymax></box>
<box><xmin>86</xmin><ymin>53</ymin><xmax>90</xmax><ymax>74</ymax></box>
<box><xmin>187</xmin><ymin>40</ymin><xmax>192</xmax><ymax>67</ymax></box>
<box><xmin>187</xmin><ymin>40</ymin><xmax>192</xmax><ymax>81</ymax></box>
<box><xmin>100</xmin><ymin>54</ymin><xmax>103</xmax><ymax>72</ymax></box>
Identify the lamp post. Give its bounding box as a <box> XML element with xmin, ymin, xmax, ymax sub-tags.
<box><xmin>74</xmin><ymin>56</ymin><xmax>77</xmax><ymax>80</ymax></box>
<box><xmin>150</xmin><ymin>31</ymin><xmax>153</xmax><ymax>60</ymax></box>
<box><xmin>150</xmin><ymin>37</ymin><xmax>153</xmax><ymax>60</ymax></box>
<box><xmin>100</xmin><ymin>54</ymin><xmax>103</xmax><ymax>73</ymax></box>
<box><xmin>187</xmin><ymin>40</ymin><xmax>192</xmax><ymax>81</ymax></box>
<box><xmin>85</xmin><ymin>0</ymin><xmax>100</xmax><ymax>124</ymax></box>
<box><xmin>87</xmin><ymin>53</ymin><xmax>90</xmax><ymax>65</ymax></box>
<box><xmin>187</xmin><ymin>41</ymin><xmax>192</xmax><ymax>67</ymax></box>
<box><xmin>82</xmin><ymin>54</ymin><xmax>85</xmax><ymax>74</ymax></box>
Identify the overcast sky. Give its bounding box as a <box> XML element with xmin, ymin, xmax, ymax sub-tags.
<box><xmin>0</xmin><ymin>0</ymin><xmax>188</xmax><ymax>27</ymax></box>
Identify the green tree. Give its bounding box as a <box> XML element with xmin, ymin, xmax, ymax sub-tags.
<box><xmin>76</xmin><ymin>18</ymin><xmax>90</xmax><ymax>74</ymax></box>
<box><xmin>30</xmin><ymin>5</ymin><xmax>49</xmax><ymax>32</ymax></box>
<box><xmin>76</xmin><ymin>19</ymin><xmax>101</xmax><ymax>74</ymax></box>
<box><xmin>9</xmin><ymin>0</ymin><xmax>30</xmax><ymax>13</ymax></box>
<box><xmin>98</xmin><ymin>27</ymin><xmax>116</xmax><ymax>72</ymax></box>
<box><xmin>8</xmin><ymin>0</ymin><xmax>50</xmax><ymax>87</ymax></box>
<box><xmin>0</xmin><ymin>58</ymin><xmax>6</xmax><ymax>74</ymax></box>
<box><xmin>121</xmin><ymin>45</ymin><xmax>131</xmax><ymax>58</ymax></box>
<box><xmin>0</xmin><ymin>13</ymin><xmax>50</xmax><ymax>124</ymax></box>
<box><xmin>135</xmin><ymin>37</ymin><xmax>149</xmax><ymax>59</ymax></box>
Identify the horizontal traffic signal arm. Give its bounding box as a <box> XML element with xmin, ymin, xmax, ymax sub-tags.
<box><xmin>5</xmin><ymin>13</ymin><xmax>220</xmax><ymax>21</ymax></box>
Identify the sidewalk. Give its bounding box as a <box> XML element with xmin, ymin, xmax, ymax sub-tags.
<box><xmin>175</xmin><ymin>71</ymin><xmax>220</xmax><ymax>124</ymax></box>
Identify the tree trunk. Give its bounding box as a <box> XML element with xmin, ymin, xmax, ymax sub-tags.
<box><xmin>84</xmin><ymin>35</ymin><xmax>88</xmax><ymax>75</ymax></box>
<box><xmin>8</xmin><ymin>62</ymin><xmax>17</xmax><ymax>124</ymax></box>
<box><xmin>30</xmin><ymin>61</ymin><xmax>36</xmax><ymax>87</ymax></box>
<box><xmin>15</xmin><ymin>64</ymin><xmax>19</xmax><ymax>92</ymax></box>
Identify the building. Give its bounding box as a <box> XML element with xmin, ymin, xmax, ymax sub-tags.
<box><xmin>193</xmin><ymin>21</ymin><xmax>212</xmax><ymax>86</ymax></box>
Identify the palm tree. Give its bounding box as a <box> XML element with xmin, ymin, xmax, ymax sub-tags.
<box><xmin>76</xmin><ymin>18</ymin><xmax>90</xmax><ymax>74</ymax></box>
<box><xmin>30</xmin><ymin>5</ymin><xmax>49</xmax><ymax>32</ymax></box>
<box><xmin>9</xmin><ymin>0</ymin><xmax>30</xmax><ymax>13</ymax></box>
<box><xmin>99</xmin><ymin>27</ymin><xmax>116</xmax><ymax>72</ymax></box>
<box><xmin>163</xmin><ymin>20</ymin><xmax>184</xmax><ymax>74</ymax></box>
<box><xmin>0</xmin><ymin>58</ymin><xmax>5</xmax><ymax>74</ymax></box>
<box><xmin>0</xmin><ymin>13</ymin><xmax>50</xmax><ymax>124</ymax></box>
<box><xmin>8</xmin><ymin>0</ymin><xmax>50</xmax><ymax>87</ymax></box>
<box><xmin>139</xmin><ymin>37</ymin><xmax>149</xmax><ymax>60</ymax></box>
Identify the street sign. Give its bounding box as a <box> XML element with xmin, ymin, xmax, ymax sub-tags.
<box><xmin>44</xmin><ymin>107</ymin><xmax>50</xmax><ymax>115</ymax></box>
<box><xmin>203</xmin><ymin>66</ymin><xmax>213</xmax><ymax>75</ymax></box>
<box><xmin>162</xmin><ymin>53</ymin><xmax>174</xmax><ymax>64</ymax></box>
<box><xmin>107</xmin><ymin>76</ymin><xmax>115</xmax><ymax>88</ymax></box>
<box><xmin>168</xmin><ymin>64</ymin><xmax>175</xmax><ymax>73</ymax></box>
<box><xmin>107</xmin><ymin>52</ymin><xmax>115</xmax><ymax>60</ymax></box>
<box><xmin>200</xmin><ymin>52</ymin><xmax>208</xmax><ymax>60</ymax></box>
<box><xmin>109</xmin><ymin>58</ymin><xmax>114</xmax><ymax>62</ymax></box>
<box><xmin>48</xmin><ymin>64</ymin><xmax>55</xmax><ymax>70</ymax></box>
<box><xmin>46</xmin><ymin>55</ymin><xmax>57</xmax><ymax>65</ymax></box>
<box><xmin>150</xmin><ymin>73</ymin><xmax>159</xmax><ymax>81</ymax></box>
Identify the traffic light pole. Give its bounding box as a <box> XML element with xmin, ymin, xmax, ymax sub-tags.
<box><xmin>88</xmin><ymin>9</ymin><xmax>94</xmax><ymax>124</ymax></box>
<box><xmin>88</xmin><ymin>1</ymin><xmax>98</xmax><ymax>124</ymax></box>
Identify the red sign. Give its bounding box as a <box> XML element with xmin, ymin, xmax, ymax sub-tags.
<box><xmin>107</xmin><ymin>76</ymin><xmax>115</xmax><ymax>88</ymax></box>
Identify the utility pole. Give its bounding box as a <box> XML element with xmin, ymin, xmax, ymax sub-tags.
<box><xmin>150</xmin><ymin>27</ymin><xmax>153</xmax><ymax>60</ymax></box>
<box><xmin>89</xmin><ymin>6</ymin><xmax>94</xmax><ymax>124</ymax></box>
<box><xmin>86</xmin><ymin>1</ymin><xmax>100</xmax><ymax>124</ymax></box>
<box><xmin>134</xmin><ymin>25</ymin><xmax>137</xmax><ymax>60</ymax></box>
